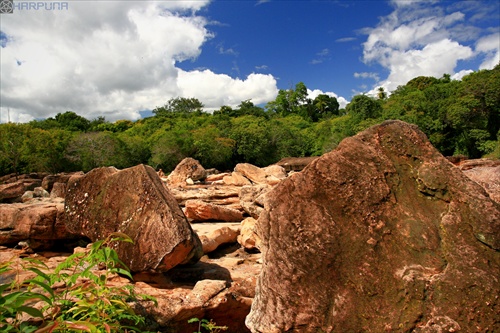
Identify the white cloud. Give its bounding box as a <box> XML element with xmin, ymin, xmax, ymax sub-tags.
<box><xmin>177</xmin><ymin>70</ymin><xmax>279</xmax><ymax>110</ymax></box>
<box><xmin>335</xmin><ymin>37</ymin><xmax>356</xmax><ymax>43</ymax></box>
<box><xmin>452</xmin><ymin>69</ymin><xmax>473</xmax><ymax>80</ymax></box>
<box><xmin>476</xmin><ymin>33</ymin><xmax>500</xmax><ymax>69</ymax></box>
<box><xmin>0</xmin><ymin>1</ymin><xmax>278</xmax><ymax>122</ymax></box>
<box><xmin>354</xmin><ymin>72</ymin><xmax>380</xmax><ymax>81</ymax></box>
<box><xmin>307</xmin><ymin>89</ymin><xmax>348</xmax><ymax>109</ymax></box>
<box><xmin>360</xmin><ymin>2</ymin><xmax>489</xmax><ymax>95</ymax></box>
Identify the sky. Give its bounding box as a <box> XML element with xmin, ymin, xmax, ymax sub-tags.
<box><xmin>0</xmin><ymin>0</ymin><xmax>499</xmax><ymax>123</ymax></box>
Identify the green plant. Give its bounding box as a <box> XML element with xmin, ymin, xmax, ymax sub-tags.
<box><xmin>187</xmin><ymin>318</ymin><xmax>228</xmax><ymax>333</ymax></box>
<box><xmin>0</xmin><ymin>232</ymin><xmax>156</xmax><ymax>332</ymax></box>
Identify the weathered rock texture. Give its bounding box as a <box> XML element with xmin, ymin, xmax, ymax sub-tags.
<box><xmin>167</xmin><ymin>157</ymin><xmax>207</xmax><ymax>187</ymax></box>
<box><xmin>246</xmin><ymin>120</ymin><xmax>500</xmax><ymax>332</ymax></box>
<box><xmin>64</xmin><ymin>164</ymin><xmax>203</xmax><ymax>272</ymax></box>
<box><xmin>184</xmin><ymin>199</ymin><xmax>244</xmax><ymax>222</ymax></box>
<box><xmin>0</xmin><ymin>198</ymin><xmax>76</xmax><ymax>249</ymax></box>
<box><xmin>460</xmin><ymin>159</ymin><xmax>500</xmax><ymax>204</ymax></box>
<box><xmin>275</xmin><ymin>156</ymin><xmax>319</xmax><ymax>172</ymax></box>
<box><xmin>238</xmin><ymin>217</ymin><xmax>261</xmax><ymax>251</ymax></box>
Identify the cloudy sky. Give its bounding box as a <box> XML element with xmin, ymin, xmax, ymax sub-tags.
<box><xmin>0</xmin><ymin>0</ymin><xmax>498</xmax><ymax>123</ymax></box>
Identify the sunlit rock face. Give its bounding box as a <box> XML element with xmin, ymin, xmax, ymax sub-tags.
<box><xmin>247</xmin><ymin>120</ymin><xmax>500</xmax><ymax>333</ymax></box>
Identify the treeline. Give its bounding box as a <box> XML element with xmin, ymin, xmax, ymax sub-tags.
<box><xmin>1</xmin><ymin>65</ymin><xmax>499</xmax><ymax>176</ymax></box>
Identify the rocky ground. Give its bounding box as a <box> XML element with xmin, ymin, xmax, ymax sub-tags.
<box><xmin>1</xmin><ymin>121</ymin><xmax>499</xmax><ymax>332</ymax></box>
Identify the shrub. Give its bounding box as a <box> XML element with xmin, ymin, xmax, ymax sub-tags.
<box><xmin>0</xmin><ymin>233</ymin><xmax>156</xmax><ymax>332</ymax></box>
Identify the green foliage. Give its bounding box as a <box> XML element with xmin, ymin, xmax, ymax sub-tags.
<box><xmin>65</xmin><ymin>132</ymin><xmax>131</xmax><ymax>172</ymax></box>
<box><xmin>153</xmin><ymin>97</ymin><xmax>204</xmax><ymax>117</ymax></box>
<box><xmin>1</xmin><ymin>66</ymin><xmax>498</xmax><ymax>177</ymax></box>
<box><xmin>187</xmin><ymin>318</ymin><xmax>227</xmax><ymax>333</ymax></box>
<box><xmin>0</xmin><ymin>233</ymin><xmax>156</xmax><ymax>333</ymax></box>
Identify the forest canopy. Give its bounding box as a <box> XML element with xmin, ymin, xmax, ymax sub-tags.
<box><xmin>1</xmin><ymin>65</ymin><xmax>499</xmax><ymax>176</ymax></box>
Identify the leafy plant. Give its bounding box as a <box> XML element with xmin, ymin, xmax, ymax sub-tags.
<box><xmin>188</xmin><ymin>318</ymin><xmax>228</xmax><ymax>333</ymax></box>
<box><xmin>0</xmin><ymin>232</ymin><xmax>157</xmax><ymax>332</ymax></box>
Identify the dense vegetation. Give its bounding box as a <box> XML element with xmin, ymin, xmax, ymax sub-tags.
<box><xmin>1</xmin><ymin>65</ymin><xmax>499</xmax><ymax>176</ymax></box>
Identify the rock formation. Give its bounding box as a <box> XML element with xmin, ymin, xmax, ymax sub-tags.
<box><xmin>166</xmin><ymin>157</ymin><xmax>207</xmax><ymax>187</ymax></box>
<box><xmin>64</xmin><ymin>164</ymin><xmax>203</xmax><ymax>272</ymax></box>
<box><xmin>0</xmin><ymin>198</ymin><xmax>77</xmax><ymax>250</ymax></box>
<box><xmin>184</xmin><ymin>199</ymin><xmax>244</xmax><ymax>222</ymax></box>
<box><xmin>238</xmin><ymin>217</ymin><xmax>261</xmax><ymax>251</ymax></box>
<box><xmin>246</xmin><ymin>120</ymin><xmax>500</xmax><ymax>332</ymax></box>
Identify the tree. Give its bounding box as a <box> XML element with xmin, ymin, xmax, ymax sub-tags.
<box><xmin>191</xmin><ymin>125</ymin><xmax>235</xmax><ymax>170</ymax></box>
<box><xmin>55</xmin><ymin>111</ymin><xmax>91</xmax><ymax>131</ymax></box>
<box><xmin>65</xmin><ymin>132</ymin><xmax>130</xmax><ymax>172</ymax></box>
<box><xmin>0</xmin><ymin>123</ymin><xmax>29</xmax><ymax>175</ymax></box>
<box><xmin>346</xmin><ymin>94</ymin><xmax>382</xmax><ymax>121</ymax></box>
<box><xmin>311</xmin><ymin>94</ymin><xmax>340</xmax><ymax>121</ymax></box>
<box><xmin>266</xmin><ymin>82</ymin><xmax>309</xmax><ymax>117</ymax></box>
<box><xmin>153</xmin><ymin>97</ymin><xmax>204</xmax><ymax>117</ymax></box>
<box><xmin>377</xmin><ymin>87</ymin><xmax>387</xmax><ymax>100</ymax></box>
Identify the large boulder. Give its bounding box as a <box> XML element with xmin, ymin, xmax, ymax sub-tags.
<box><xmin>246</xmin><ymin>120</ymin><xmax>500</xmax><ymax>332</ymax></box>
<box><xmin>0</xmin><ymin>198</ymin><xmax>77</xmax><ymax>249</ymax></box>
<box><xmin>166</xmin><ymin>157</ymin><xmax>207</xmax><ymax>187</ymax></box>
<box><xmin>64</xmin><ymin>164</ymin><xmax>203</xmax><ymax>272</ymax></box>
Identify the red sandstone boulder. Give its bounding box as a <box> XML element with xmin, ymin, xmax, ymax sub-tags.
<box><xmin>184</xmin><ymin>199</ymin><xmax>244</xmax><ymax>222</ymax></box>
<box><xmin>246</xmin><ymin>120</ymin><xmax>500</xmax><ymax>332</ymax></box>
<box><xmin>64</xmin><ymin>164</ymin><xmax>203</xmax><ymax>272</ymax></box>
<box><xmin>0</xmin><ymin>198</ymin><xmax>77</xmax><ymax>249</ymax></box>
<box><xmin>166</xmin><ymin>157</ymin><xmax>207</xmax><ymax>187</ymax></box>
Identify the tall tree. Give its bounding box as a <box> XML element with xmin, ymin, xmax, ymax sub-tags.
<box><xmin>153</xmin><ymin>97</ymin><xmax>204</xmax><ymax>117</ymax></box>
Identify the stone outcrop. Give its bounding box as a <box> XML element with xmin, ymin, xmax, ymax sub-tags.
<box><xmin>64</xmin><ymin>164</ymin><xmax>203</xmax><ymax>272</ymax></box>
<box><xmin>184</xmin><ymin>199</ymin><xmax>244</xmax><ymax>222</ymax></box>
<box><xmin>0</xmin><ymin>198</ymin><xmax>77</xmax><ymax>250</ymax></box>
<box><xmin>246</xmin><ymin>120</ymin><xmax>500</xmax><ymax>332</ymax></box>
<box><xmin>167</xmin><ymin>157</ymin><xmax>207</xmax><ymax>187</ymax></box>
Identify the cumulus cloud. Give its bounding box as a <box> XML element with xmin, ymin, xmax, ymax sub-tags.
<box><xmin>0</xmin><ymin>1</ymin><xmax>278</xmax><ymax>122</ymax></box>
<box><xmin>360</xmin><ymin>1</ymin><xmax>493</xmax><ymax>94</ymax></box>
<box><xmin>177</xmin><ymin>70</ymin><xmax>278</xmax><ymax>110</ymax></box>
<box><xmin>476</xmin><ymin>33</ymin><xmax>500</xmax><ymax>69</ymax></box>
<box><xmin>307</xmin><ymin>89</ymin><xmax>348</xmax><ymax>109</ymax></box>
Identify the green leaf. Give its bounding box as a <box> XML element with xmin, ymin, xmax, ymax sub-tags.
<box><xmin>25</xmin><ymin>279</ymin><xmax>55</xmax><ymax>299</ymax></box>
<box><xmin>17</xmin><ymin>305</ymin><xmax>44</xmax><ymax>318</ymax></box>
<box><xmin>27</xmin><ymin>267</ymin><xmax>51</xmax><ymax>282</ymax></box>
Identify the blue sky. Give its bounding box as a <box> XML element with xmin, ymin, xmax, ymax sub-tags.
<box><xmin>0</xmin><ymin>0</ymin><xmax>499</xmax><ymax>122</ymax></box>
